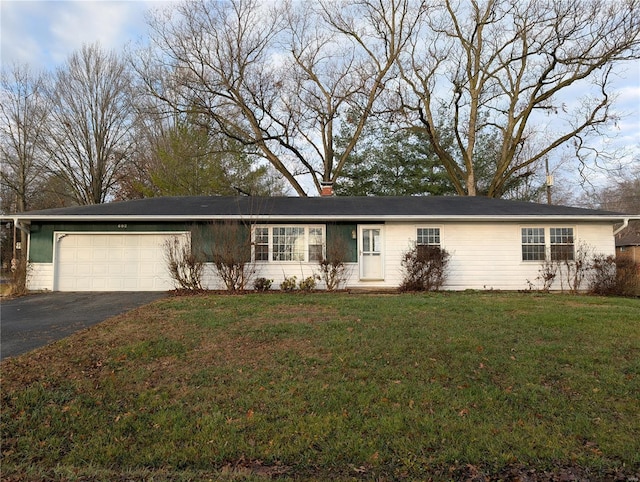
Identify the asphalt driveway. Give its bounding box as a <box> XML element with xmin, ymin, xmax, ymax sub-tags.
<box><xmin>0</xmin><ymin>292</ymin><xmax>168</xmax><ymax>360</ymax></box>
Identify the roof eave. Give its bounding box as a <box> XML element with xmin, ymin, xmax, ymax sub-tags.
<box><xmin>3</xmin><ymin>214</ymin><xmax>631</xmax><ymax>223</ymax></box>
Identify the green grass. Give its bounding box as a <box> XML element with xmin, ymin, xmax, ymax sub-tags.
<box><xmin>2</xmin><ymin>292</ymin><xmax>639</xmax><ymax>481</ymax></box>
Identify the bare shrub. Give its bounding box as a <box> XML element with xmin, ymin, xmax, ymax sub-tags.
<box><xmin>400</xmin><ymin>244</ymin><xmax>450</xmax><ymax>292</ymax></box>
<box><xmin>530</xmin><ymin>245</ymin><xmax>639</xmax><ymax>296</ymax></box>
<box><xmin>208</xmin><ymin>221</ymin><xmax>255</xmax><ymax>292</ymax></box>
<box><xmin>614</xmin><ymin>257</ymin><xmax>640</xmax><ymax>297</ymax></box>
<box><xmin>556</xmin><ymin>242</ymin><xmax>592</xmax><ymax>294</ymax></box>
<box><xmin>318</xmin><ymin>236</ymin><xmax>351</xmax><ymax>291</ymax></box>
<box><xmin>588</xmin><ymin>254</ymin><xmax>617</xmax><ymax>295</ymax></box>
<box><xmin>529</xmin><ymin>254</ymin><xmax>558</xmax><ymax>292</ymax></box>
<box><xmin>164</xmin><ymin>235</ymin><xmax>204</xmax><ymax>290</ymax></box>
<box><xmin>589</xmin><ymin>254</ymin><xmax>640</xmax><ymax>297</ymax></box>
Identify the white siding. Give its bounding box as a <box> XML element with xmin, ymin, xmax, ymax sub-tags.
<box><xmin>27</xmin><ymin>263</ymin><xmax>54</xmax><ymax>291</ymax></box>
<box><xmin>28</xmin><ymin>221</ymin><xmax>616</xmax><ymax>293</ymax></box>
<box><xmin>201</xmin><ymin>262</ymin><xmax>350</xmax><ymax>290</ymax></box>
<box><xmin>202</xmin><ymin>222</ymin><xmax>616</xmax><ymax>292</ymax></box>
<box><xmin>444</xmin><ymin>223</ymin><xmax>523</xmax><ymax>290</ymax></box>
<box><xmin>386</xmin><ymin>222</ymin><xmax>616</xmax><ymax>291</ymax></box>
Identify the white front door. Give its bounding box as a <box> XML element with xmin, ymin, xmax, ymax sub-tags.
<box><xmin>359</xmin><ymin>226</ymin><xmax>383</xmax><ymax>280</ymax></box>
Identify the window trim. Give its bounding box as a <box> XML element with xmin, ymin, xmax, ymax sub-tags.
<box><xmin>520</xmin><ymin>226</ymin><xmax>575</xmax><ymax>262</ymax></box>
<box><xmin>252</xmin><ymin>224</ymin><xmax>325</xmax><ymax>263</ymax></box>
<box><xmin>521</xmin><ymin>227</ymin><xmax>546</xmax><ymax>261</ymax></box>
<box><xmin>416</xmin><ymin>226</ymin><xmax>442</xmax><ymax>247</ymax></box>
<box><xmin>549</xmin><ymin>227</ymin><xmax>575</xmax><ymax>262</ymax></box>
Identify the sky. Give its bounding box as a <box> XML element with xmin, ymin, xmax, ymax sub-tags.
<box><xmin>1</xmin><ymin>0</ymin><xmax>639</xmax><ymax>196</ymax></box>
<box><xmin>1</xmin><ymin>0</ymin><xmax>171</xmax><ymax>68</ymax></box>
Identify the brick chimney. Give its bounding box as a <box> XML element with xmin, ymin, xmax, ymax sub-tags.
<box><xmin>320</xmin><ymin>181</ymin><xmax>334</xmax><ymax>197</ymax></box>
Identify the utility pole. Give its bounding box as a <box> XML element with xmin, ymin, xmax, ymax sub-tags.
<box><xmin>545</xmin><ymin>158</ymin><xmax>553</xmax><ymax>205</ymax></box>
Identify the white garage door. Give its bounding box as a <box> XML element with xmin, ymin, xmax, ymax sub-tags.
<box><xmin>54</xmin><ymin>233</ymin><xmax>189</xmax><ymax>291</ymax></box>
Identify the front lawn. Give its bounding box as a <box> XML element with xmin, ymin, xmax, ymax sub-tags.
<box><xmin>2</xmin><ymin>292</ymin><xmax>639</xmax><ymax>481</ymax></box>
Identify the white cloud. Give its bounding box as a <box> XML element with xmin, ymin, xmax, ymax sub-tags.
<box><xmin>1</xmin><ymin>1</ymin><xmax>45</xmax><ymax>66</ymax></box>
<box><xmin>48</xmin><ymin>2</ymin><xmax>131</xmax><ymax>64</ymax></box>
<box><xmin>609</xmin><ymin>63</ymin><xmax>640</xmax><ymax>148</ymax></box>
<box><xmin>1</xmin><ymin>0</ymin><xmax>173</xmax><ymax>70</ymax></box>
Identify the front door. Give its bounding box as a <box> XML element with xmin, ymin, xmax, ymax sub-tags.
<box><xmin>359</xmin><ymin>226</ymin><xmax>383</xmax><ymax>280</ymax></box>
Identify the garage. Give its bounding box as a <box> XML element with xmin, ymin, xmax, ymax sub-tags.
<box><xmin>53</xmin><ymin>232</ymin><xmax>188</xmax><ymax>291</ymax></box>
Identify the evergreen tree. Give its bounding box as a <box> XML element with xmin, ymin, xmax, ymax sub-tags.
<box><xmin>334</xmin><ymin>117</ymin><xmax>455</xmax><ymax>196</ymax></box>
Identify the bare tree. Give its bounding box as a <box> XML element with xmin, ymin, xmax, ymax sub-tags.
<box><xmin>281</xmin><ymin>0</ymin><xmax>425</xmax><ymax>192</ymax></box>
<box><xmin>139</xmin><ymin>0</ymin><xmax>423</xmax><ymax>196</ymax></box>
<box><xmin>398</xmin><ymin>0</ymin><xmax>640</xmax><ymax>197</ymax></box>
<box><xmin>0</xmin><ymin>64</ymin><xmax>50</xmax><ymax>213</ymax></box>
<box><xmin>42</xmin><ymin>43</ymin><xmax>135</xmax><ymax>205</ymax></box>
<box><xmin>117</xmin><ymin>108</ymin><xmax>287</xmax><ymax>199</ymax></box>
<box><xmin>597</xmin><ymin>166</ymin><xmax>640</xmax><ymax>213</ymax></box>
<box><xmin>596</xmin><ymin>166</ymin><xmax>640</xmax><ymax>253</ymax></box>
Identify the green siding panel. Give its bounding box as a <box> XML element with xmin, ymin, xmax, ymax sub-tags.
<box><xmin>192</xmin><ymin>222</ymin><xmax>251</xmax><ymax>263</ymax></box>
<box><xmin>28</xmin><ymin>222</ymin><xmax>191</xmax><ymax>263</ymax></box>
<box><xmin>326</xmin><ymin>223</ymin><xmax>358</xmax><ymax>263</ymax></box>
<box><xmin>28</xmin><ymin>221</ymin><xmax>358</xmax><ymax>264</ymax></box>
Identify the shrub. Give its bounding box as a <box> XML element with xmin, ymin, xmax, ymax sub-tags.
<box><xmin>526</xmin><ymin>245</ymin><xmax>640</xmax><ymax>296</ymax></box>
<box><xmin>533</xmin><ymin>242</ymin><xmax>592</xmax><ymax>294</ymax></box>
<box><xmin>571</xmin><ymin>251</ymin><xmax>639</xmax><ymax>297</ymax></box>
<box><xmin>208</xmin><ymin>221</ymin><xmax>255</xmax><ymax>291</ymax></box>
<box><xmin>588</xmin><ymin>254</ymin><xmax>617</xmax><ymax>295</ymax></box>
<box><xmin>317</xmin><ymin>237</ymin><xmax>351</xmax><ymax>291</ymax></box>
<box><xmin>164</xmin><ymin>236</ymin><xmax>204</xmax><ymax>291</ymax></box>
<box><xmin>560</xmin><ymin>241</ymin><xmax>591</xmax><ymax>294</ymax></box>
<box><xmin>253</xmin><ymin>277</ymin><xmax>273</xmax><ymax>292</ymax></box>
<box><xmin>399</xmin><ymin>244</ymin><xmax>450</xmax><ymax>292</ymax></box>
<box><xmin>212</xmin><ymin>254</ymin><xmax>252</xmax><ymax>291</ymax></box>
<box><xmin>298</xmin><ymin>275</ymin><xmax>319</xmax><ymax>292</ymax></box>
<box><xmin>280</xmin><ymin>276</ymin><xmax>297</xmax><ymax>292</ymax></box>
<box><xmin>535</xmin><ymin>255</ymin><xmax>558</xmax><ymax>292</ymax></box>
<box><xmin>614</xmin><ymin>257</ymin><xmax>640</xmax><ymax>296</ymax></box>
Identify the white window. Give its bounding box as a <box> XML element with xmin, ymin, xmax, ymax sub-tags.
<box><xmin>521</xmin><ymin>227</ymin><xmax>575</xmax><ymax>261</ymax></box>
<box><xmin>308</xmin><ymin>227</ymin><xmax>324</xmax><ymax>262</ymax></box>
<box><xmin>521</xmin><ymin>228</ymin><xmax>546</xmax><ymax>261</ymax></box>
<box><xmin>550</xmin><ymin>227</ymin><xmax>574</xmax><ymax>261</ymax></box>
<box><xmin>254</xmin><ymin>227</ymin><xmax>269</xmax><ymax>261</ymax></box>
<box><xmin>253</xmin><ymin>225</ymin><xmax>325</xmax><ymax>262</ymax></box>
<box><xmin>417</xmin><ymin>227</ymin><xmax>441</xmax><ymax>247</ymax></box>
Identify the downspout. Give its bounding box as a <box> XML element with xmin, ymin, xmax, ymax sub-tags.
<box><xmin>613</xmin><ymin>218</ymin><xmax>629</xmax><ymax>236</ymax></box>
<box><xmin>12</xmin><ymin>217</ymin><xmax>31</xmax><ymax>262</ymax></box>
<box><xmin>13</xmin><ymin>217</ymin><xmax>30</xmax><ymax>236</ymax></box>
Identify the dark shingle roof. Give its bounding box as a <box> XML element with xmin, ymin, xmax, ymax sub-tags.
<box><xmin>10</xmin><ymin>196</ymin><xmax>626</xmax><ymax>221</ymax></box>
